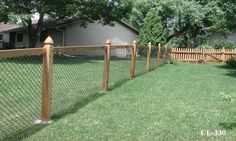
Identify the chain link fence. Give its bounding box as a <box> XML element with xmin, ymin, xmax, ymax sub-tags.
<box><xmin>0</xmin><ymin>55</ymin><xmax>42</xmax><ymax>140</ymax></box>
<box><xmin>0</xmin><ymin>42</ymin><xmax>170</xmax><ymax>140</ymax></box>
<box><xmin>51</xmin><ymin>50</ymin><xmax>104</xmax><ymax>117</ymax></box>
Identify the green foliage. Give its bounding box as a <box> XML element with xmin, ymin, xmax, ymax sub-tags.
<box><xmin>127</xmin><ymin>0</ymin><xmax>236</xmax><ymax>47</ymax></box>
<box><xmin>170</xmin><ymin>59</ymin><xmax>179</xmax><ymax>65</ymax></box>
<box><xmin>198</xmin><ymin>44</ymin><xmax>213</xmax><ymax>49</ymax></box>
<box><xmin>213</xmin><ymin>42</ymin><xmax>236</xmax><ymax>49</ymax></box>
<box><xmin>138</xmin><ymin>9</ymin><xmax>165</xmax><ymax>45</ymax></box>
<box><xmin>126</xmin><ymin>0</ymin><xmax>156</xmax><ymax>29</ymax></box>
<box><xmin>226</xmin><ymin>59</ymin><xmax>236</xmax><ymax>67</ymax></box>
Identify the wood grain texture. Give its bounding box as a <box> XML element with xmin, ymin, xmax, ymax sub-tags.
<box><xmin>146</xmin><ymin>42</ymin><xmax>152</xmax><ymax>72</ymax></box>
<box><xmin>41</xmin><ymin>36</ymin><xmax>54</xmax><ymax>122</ymax></box>
<box><xmin>102</xmin><ymin>40</ymin><xmax>111</xmax><ymax>92</ymax></box>
<box><xmin>130</xmin><ymin>40</ymin><xmax>137</xmax><ymax>79</ymax></box>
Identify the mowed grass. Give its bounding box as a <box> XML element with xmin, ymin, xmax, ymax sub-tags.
<box><xmin>21</xmin><ymin>63</ymin><xmax>236</xmax><ymax>141</ymax></box>
<box><xmin>0</xmin><ymin>55</ymin><xmax>149</xmax><ymax>141</ymax></box>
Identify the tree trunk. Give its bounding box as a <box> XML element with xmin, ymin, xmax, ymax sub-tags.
<box><xmin>27</xmin><ymin>14</ymin><xmax>44</xmax><ymax>48</ymax></box>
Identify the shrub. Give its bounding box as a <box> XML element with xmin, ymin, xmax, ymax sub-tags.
<box><xmin>214</xmin><ymin>42</ymin><xmax>236</xmax><ymax>49</ymax></box>
<box><xmin>198</xmin><ymin>58</ymin><xmax>206</xmax><ymax>64</ymax></box>
<box><xmin>170</xmin><ymin>59</ymin><xmax>179</xmax><ymax>65</ymax></box>
<box><xmin>226</xmin><ymin>59</ymin><xmax>236</xmax><ymax>67</ymax></box>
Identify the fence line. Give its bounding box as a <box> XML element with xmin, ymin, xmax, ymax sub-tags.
<box><xmin>171</xmin><ymin>48</ymin><xmax>236</xmax><ymax>63</ymax></box>
<box><xmin>0</xmin><ymin>36</ymin><xmax>170</xmax><ymax>140</ymax></box>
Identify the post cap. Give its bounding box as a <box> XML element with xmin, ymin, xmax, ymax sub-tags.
<box><xmin>133</xmin><ymin>40</ymin><xmax>137</xmax><ymax>44</ymax></box>
<box><xmin>44</xmin><ymin>36</ymin><xmax>54</xmax><ymax>44</ymax></box>
<box><xmin>158</xmin><ymin>43</ymin><xmax>161</xmax><ymax>47</ymax></box>
<box><xmin>148</xmin><ymin>42</ymin><xmax>152</xmax><ymax>45</ymax></box>
<box><xmin>105</xmin><ymin>39</ymin><xmax>111</xmax><ymax>44</ymax></box>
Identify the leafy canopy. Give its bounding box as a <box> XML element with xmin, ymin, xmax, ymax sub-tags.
<box><xmin>127</xmin><ymin>0</ymin><xmax>236</xmax><ymax>47</ymax></box>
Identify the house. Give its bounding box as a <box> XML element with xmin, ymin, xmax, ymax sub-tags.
<box><xmin>0</xmin><ymin>22</ymin><xmax>23</xmax><ymax>49</ymax></box>
<box><xmin>0</xmin><ymin>18</ymin><xmax>138</xmax><ymax>57</ymax></box>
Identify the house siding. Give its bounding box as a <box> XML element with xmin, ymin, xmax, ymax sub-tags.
<box><xmin>15</xmin><ymin>32</ymin><xmax>28</xmax><ymax>48</ymax></box>
<box><xmin>65</xmin><ymin>21</ymin><xmax>137</xmax><ymax>57</ymax></box>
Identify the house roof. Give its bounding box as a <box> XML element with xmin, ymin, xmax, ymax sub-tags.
<box><xmin>116</xmin><ymin>20</ymin><xmax>139</xmax><ymax>34</ymax></box>
<box><xmin>0</xmin><ymin>18</ymin><xmax>139</xmax><ymax>34</ymax></box>
<box><xmin>0</xmin><ymin>22</ymin><xmax>24</xmax><ymax>33</ymax></box>
<box><xmin>43</xmin><ymin>17</ymin><xmax>139</xmax><ymax>33</ymax></box>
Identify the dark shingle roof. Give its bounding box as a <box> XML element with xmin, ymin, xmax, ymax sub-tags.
<box><xmin>0</xmin><ymin>22</ymin><xmax>23</xmax><ymax>32</ymax></box>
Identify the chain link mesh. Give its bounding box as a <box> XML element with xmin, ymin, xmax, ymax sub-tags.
<box><xmin>51</xmin><ymin>50</ymin><xmax>104</xmax><ymax>117</ymax></box>
<box><xmin>109</xmin><ymin>48</ymin><xmax>131</xmax><ymax>89</ymax></box>
<box><xmin>136</xmin><ymin>46</ymin><xmax>148</xmax><ymax>76</ymax></box>
<box><xmin>0</xmin><ymin>45</ymin><xmax>169</xmax><ymax>140</ymax></box>
<box><xmin>0</xmin><ymin>56</ymin><xmax>42</xmax><ymax>140</ymax></box>
<box><xmin>151</xmin><ymin>46</ymin><xmax>158</xmax><ymax>70</ymax></box>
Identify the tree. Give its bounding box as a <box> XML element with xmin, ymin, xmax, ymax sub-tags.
<box><xmin>126</xmin><ymin>0</ymin><xmax>156</xmax><ymax>29</ymax></box>
<box><xmin>127</xmin><ymin>0</ymin><xmax>236</xmax><ymax>47</ymax></box>
<box><xmin>137</xmin><ymin>9</ymin><xmax>164</xmax><ymax>45</ymax></box>
<box><xmin>0</xmin><ymin>0</ymin><xmax>133</xmax><ymax>48</ymax></box>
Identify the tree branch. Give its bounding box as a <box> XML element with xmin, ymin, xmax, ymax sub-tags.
<box><xmin>166</xmin><ymin>23</ymin><xmax>191</xmax><ymax>42</ymax></box>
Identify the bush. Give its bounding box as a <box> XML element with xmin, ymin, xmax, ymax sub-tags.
<box><xmin>214</xmin><ymin>42</ymin><xmax>236</xmax><ymax>49</ymax></box>
<box><xmin>198</xmin><ymin>44</ymin><xmax>213</xmax><ymax>49</ymax></box>
<box><xmin>226</xmin><ymin>59</ymin><xmax>236</xmax><ymax>67</ymax></box>
<box><xmin>170</xmin><ymin>59</ymin><xmax>179</xmax><ymax>65</ymax></box>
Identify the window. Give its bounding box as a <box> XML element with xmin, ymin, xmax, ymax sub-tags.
<box><xmin>16</xmin><ymin>33</ymin><xmax>23</xmax><ymax>42</ymax></box>
<box><xmin>0</xmin><ymin>34</ymin><xmax>3</xmax><ymax>41</ymax></box>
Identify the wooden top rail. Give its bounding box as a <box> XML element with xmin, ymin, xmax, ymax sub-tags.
<box><xmin>0</xmin><ymin>48</ymin><xmax>45</xmax><ymax>59</ymax></box>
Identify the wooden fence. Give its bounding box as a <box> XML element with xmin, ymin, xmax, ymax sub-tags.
<box><xmin>171</xmin><ymin>48</ymin><xmax>236</xmax><ymax>63</ymax></box>
<box><xmin>0</xmin><ymin>36</ymin><xmax>168</xmax><ymax>124</ymax></box>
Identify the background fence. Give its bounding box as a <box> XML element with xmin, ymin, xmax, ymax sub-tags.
<box><xmin>0</xmin><ymin>37</ymin><xmax>169</xmax><ymax>140</ymax></box>
<box><xmin>171</xmin><ymin>48</ymin><xmax>236</xmax><ymax>63</ymax></box>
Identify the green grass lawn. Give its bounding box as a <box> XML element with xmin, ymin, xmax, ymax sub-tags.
<box><xmin>17</xmin><ymin>63</ymin><xmax>236</xmax><ymax>141</ymax></box>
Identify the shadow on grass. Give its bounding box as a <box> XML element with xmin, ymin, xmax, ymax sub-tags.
<box><xmin>51</xmin><ymin>92</ymin><xmax>105</xmax><ymax>120</ymax></box>
<box><xmin>108</xmin><ymin>66</ymin><xmax>162</xmax><ymax>91</ymax></box>
<box><xmin>2</xmin><ymin>124</ymin><xmax>48</xmax><ymax>141</ymax></box>
<box><xmin>215</xmin><ymin>65</ymin><xmax>236</xmax><ymax>77</ymax></box>
<box><xmin>2</xmin><ymin>62</ymin><xmax>163</xmax><ymax>141</ymax></box>
<box><xmin>3</xmin><ymin>91</ymin><xmax>105</xmax><ymax>141</ymax></box>
<box><xmin>219</xmin><ymin>121</ymin><xmax>236</xmax><ymax>130</ymax></box>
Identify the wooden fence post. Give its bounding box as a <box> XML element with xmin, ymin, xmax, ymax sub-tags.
<box><xmin>164</xmin><ymin>45</ymin><xmax>168</xmax><ymax>64</ymax></box>
<box><xmin>222</xmin><ymin>47</ymin><xmax>225</xmax><ymax>63</ymax></box>
<box><xmin>146</xmin><ymin>42</ymin><xmax>152</xmax><ymax>72</ymax></box>
<box><xmin>130</xmin><ymin>40</ymin><xmax>137</xmax><ymax>79</ymax></box>
<box><xmin>157</xmin><ymin>43</ymin><xmax>161</xmax><ymax>67</ymax></box>
<box><xmin>102</xmin><ymin>39</ymin><xmax>111</xmax><ymax>91</ymax></box>
<box><xmin>40</xmin><ymin>36</ymin><xmax>54</xmax><ymax>123</ymax></box>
